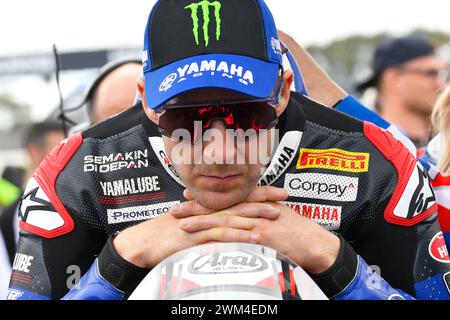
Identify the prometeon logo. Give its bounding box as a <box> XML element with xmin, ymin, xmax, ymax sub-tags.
<box><xmin>185</xmin><ymin>0</ymin><xmax>222</xmax><ymax>47</ymax></box>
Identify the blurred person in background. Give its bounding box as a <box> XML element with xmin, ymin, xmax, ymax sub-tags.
<box><xmin>1</xmin><ymin>57</ymin><xmax>141</xmax><ymax>299</ymax></box>
<box><xmin>429</xmin><ymin>85</ymin><xmax>450</xmax><ymax>174</ymax></box>
<box><xmin>280</xmin><ymin>30</ymin><xmax>450</xmax><ymax>262</ymax></box>
<box><xmin>357</xmin><ymin>36</ymin><xmax>448</xmax><ymax>147</ymax></box>
<box><xmin>0</xmin><ymin>121</ymin><xmax>64</xmax><ymax>299</ymax></box>
<box><xmin>24</xmin><ymin>122</ymin><xmax>66</xmax><ymax>176</ymax></box>
<box><xmin>68</xmin><ymin>59</ymin><xmax>142</xmax><ymax>135</ymax></box>
<box><xmin>85</xmin><ymin>59</ymin><xmax>141</xmax><ymax>124</ymax></box>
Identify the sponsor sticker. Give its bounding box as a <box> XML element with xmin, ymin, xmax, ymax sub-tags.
<box><xmin>428</xmin><ymin>231</ymin><xmax>450</xmax><ymax>263</ymax></box>
<box><xmin>284</xmin><ymin>173</ymin><xmax>358</xmax><ymax>202</ymax></box>
<box><xmin>161</xmin><ymin>59</ymin><xmax>255</xmax><ymax>93</ymax></box>
<box><xmin>393</xmin><ymin>165</ymin><xmax>436</xmax><ymax>220</ymax></box>
<box><xmin>271</xmin><ymin>37</ymin><xmax>282</xmax><ymax>56</ymax></box>
<box><xmin>282</xmin><ymin>201</ymin><xmax>341</xmax><ymax>231</ymax></box>
<box><xmin>6</xmin><ymin>289</ymin><xmax>23</xmax><ymax>300</ymax></box>
<box><xmin>185</xmin><ymin>0</ymin><xmax>222</xmax><ymax>47</ymax></box>
<box><xmin>83</xmin><ymin>149</ymin><xmax>149</xmax><ymax>173</ymax></box>
<box><xmin>12</xmin><ymin>253</ymin><xmax>34</xmax><ymax>273</ymax></box>
<box><xmin>20</xmin><ymin>178</ymin><xmax>64</xmax><ymax>232</ymax></box>
<box><xmin>149</xmin><ymin>137</ymin><xmax>186</xmax><ymax>187</ymax></box>
<box><xmin>296</xmin><ymin>148</ymin><xmax>370</xmax><ymax>173</ymax></box>
<box><xmin>188</xmin><ymin>251</ymin><xmax>268</xmax><ymax>274</ymax></box>
<box><xmin>98</xmin><ymin>176</ymin><xmax>166</xmax><ymax>205</ymax></box>
<box><xmin>159</xmin><ymin>73</ymin><xmax>178</xmax><ymax>92</ymax></box>
<box><xmin>107</xmin><ymin>200</ymin><xmax>180</xmax><ymax>224</ymax></box>
<box><xmin>99</xmin><ymin>176</ymin><xmax>161</xmax><ymax>197</ymax></box>
<box><xmin>258</xmin><ymin>131</ymin><xmax>303</xmax><ymax>186</ymax></box>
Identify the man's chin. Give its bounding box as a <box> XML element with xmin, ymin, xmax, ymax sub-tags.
<box><xmin>191</xmin><ymin>189</ymin><xmax>251</xmax><ymax>210</ymax></box>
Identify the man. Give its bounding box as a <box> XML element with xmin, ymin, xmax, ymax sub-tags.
<box><xmin>357</xmin><ymin>36</ymin><xmax>448</xmax><ymax>147</ymax></box>
<box><xmin>68</xmin><ymin>59</ymin><xmax>142</xmax><ymax>135</ymax></box>
<box><xmin>86</xmin><ymin>59</ymin><xmax>142</xmax><ymax>124</ymax></box>
<box><xmin>8</xmin><ymin>0</ymin><xmax>450</xmax><ymax>300</ymax></box>
<box><xmin>24</xmin><ymin>122</ymin><xmax>66</xmax><ymax>173</ymax></box>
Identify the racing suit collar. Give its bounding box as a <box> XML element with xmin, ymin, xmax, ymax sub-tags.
<box><xmin>141</xmin><ymin>105</ymin><xmax>163</xmax><ymax>138</ymax></box>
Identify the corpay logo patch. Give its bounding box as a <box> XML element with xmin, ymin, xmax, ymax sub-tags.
<box><xmin>284</xmin><ymin>173</ymin><xmax>358</xmax><ymax>202</ymax></box>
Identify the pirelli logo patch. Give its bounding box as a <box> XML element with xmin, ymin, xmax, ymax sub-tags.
<box><xmin>296</xmin><ymin>148</ymin><xmax>370</xmax><ymax>173</ymax></box>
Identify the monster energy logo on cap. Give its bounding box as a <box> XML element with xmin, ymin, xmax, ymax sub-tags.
<box><xmin>185</xmin><ymin>0</ymin><xmax>222</xmax><ymax>47</ymax></box>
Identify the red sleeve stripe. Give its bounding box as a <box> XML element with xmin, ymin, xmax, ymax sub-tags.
<box><xmin>19</xmin><ymin>133</ymin><xmax>82</xmax><ymax>238</ymax></box>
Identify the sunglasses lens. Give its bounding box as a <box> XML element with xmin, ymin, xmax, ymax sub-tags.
<box><xmin>233</xmin><ymin>101</ymin><xmax>277</xmax><ymax>131</ymax></box>
<box><xmin>158</xmin><ymin>108</ymin><xmax>196</xmax><ymax>138</ymax></box>
<box><xmin>158</xmin><ymin>102</ymin><xmax>276</xmax><ymax>142</ymax></box>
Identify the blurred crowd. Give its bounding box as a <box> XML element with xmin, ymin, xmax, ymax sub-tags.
<box><xmin>0</xmin><ymin>59</ymin><xmax>142</xmax><ymax>299</ymax></box>
<box><xmin>0</xmin><ymin>32</ymin><xmax>449</xmax><ymax>299</ymax></box>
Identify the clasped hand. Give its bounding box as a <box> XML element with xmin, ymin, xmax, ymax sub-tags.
<box><xmin>114</xmin><ymin>186</ymin><xmax>339</xmax><ymax>273</ymax></box>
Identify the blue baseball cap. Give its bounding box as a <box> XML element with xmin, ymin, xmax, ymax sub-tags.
<box><xmin>142</xmin><ymin>0</ymin><xmax>284</xmax><ymax>110</ymax></box>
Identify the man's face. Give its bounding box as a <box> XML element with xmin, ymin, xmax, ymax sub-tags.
<box><xmin>158</xmin><ymin>88</ymin><xmax>276</xmax><ymax>210</ymax></box>
<box><xmin>396</xmin><ymin>55</ymin><xmax>448</xmax><ymax>116</ymax></box>
<box><xmin>163</xmin><ymin>129</ymin><xmax>265</xmax><ymax>210</ymax></box>
<box><xmin>43</xmin><ymin>131</ymin><xmax>66</xmax><ymax>157</ymax></box>
<box><xmin>27</xmin><ymin>130</ymin><xmax>65</xmax><ymax>170</ymax></box>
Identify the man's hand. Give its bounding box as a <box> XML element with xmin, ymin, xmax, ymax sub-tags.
<box><xmin>175</xmin><ymin>186</ymin><xmax>340</xmax><ymax>274</ymax></box>
<box><xmin>113</xmin><ymin>187</ymin><xmax>287</xmax><ymax>269</ymax></box>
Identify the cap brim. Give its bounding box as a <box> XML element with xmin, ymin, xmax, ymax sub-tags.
<box><xmin>356</xmin><ymin>74</ymin><xmax>378</xmax><ymax>92</ymax></box>
<box><xmin>144</xmin><ymin>53</ymin><xmax>280</xmax><ymax>109</ymax></box>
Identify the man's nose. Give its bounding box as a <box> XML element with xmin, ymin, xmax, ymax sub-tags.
<box><xmin>202</xmin><ymin>119</ymin><xmax>237</xmax><ymax>164</ymax></box>
<box><xmin>435</xmin><ymin>77</ymin><xmax>446</xmax><ymax>91</ymax></box>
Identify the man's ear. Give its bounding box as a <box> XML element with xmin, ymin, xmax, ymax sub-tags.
<box><xmin>26</xmin><ymin>144</ymin><xmax>42</xmax><ymax>168</ymax></box>
<box><xmin>381</xmin><ymin>68</ymin><xmax>402</xmax><ymax>91</ymax></box>
<box><xmin>137</xmin><ymin>76</ymin><xmax>159</xmax><ymax>125</ymax></box>
<box><xmin>137</xmin><ymin>75</ymin><xmax>146</xmax><ymax>105</ymax></box>
<box><xmin>275</xmin><ymin>69</ymin><xmax>294</xmax><ymax>117</ymax></box>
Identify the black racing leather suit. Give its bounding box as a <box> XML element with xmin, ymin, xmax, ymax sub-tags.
<box><xmin>7</xmin><ymin>93</ymin><xmax>450</xmax><ymax>300</ymax></box>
